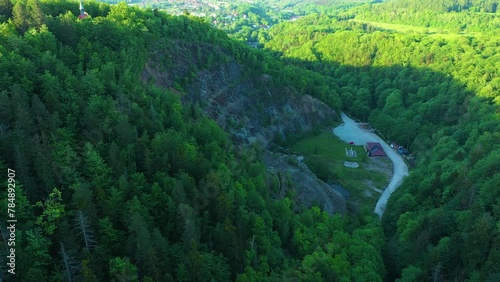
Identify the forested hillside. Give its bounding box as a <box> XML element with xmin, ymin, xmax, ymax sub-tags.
<box><xmin>262</xmin><ymin>3</ymin><xmax>500</xmax><ymax>281</ymax></box>
<box><xmin>353</xmin><ymin>0</ymin><xmax>500</xmax><ymax>32</ymax></box>
<box><xmin>0</xmin><ymin>0</ymin><xmax>499</xmax><ymax>281</ymax></box>
<box><xmin>0</xmin><ymin>0</ymin><xmax>388</xmax><ymax>281</ymax></box>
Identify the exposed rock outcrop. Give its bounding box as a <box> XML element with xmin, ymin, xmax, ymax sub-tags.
<box><xmin>183</xmin><ymin>61</ymin><xmax>337</xmax><ymax>147</ymax></box>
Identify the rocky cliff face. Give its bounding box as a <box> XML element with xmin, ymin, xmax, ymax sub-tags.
<box><xmin>187</xmin><ymin>64</ymin><xmax>337</xmax><ymax>147</ymax></box>
<box><xmin>142</xmin><ymin>41</ymin><xmax>346</xmax><ymax>214</ymax></box>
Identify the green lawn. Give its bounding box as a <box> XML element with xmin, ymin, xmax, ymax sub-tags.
<box><xmin>291</xmin><ymin>131</ymin><xmax>367</xmax><ymax>162</ymax></box>
<box><xmin>291</xmin><ymin>131</ymin><xmax>391</xmax><ymax>211</ymax></box>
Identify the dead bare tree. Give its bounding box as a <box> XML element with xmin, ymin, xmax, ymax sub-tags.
<box><xmin>431</xmin><ymin>262</ymin><xmax>444</xmax><ymax>282</ymax></box>
<box><xmin>59</xmin><ymin>242</ymin><xmax>79</xmax><ymax>282</ymax></box>
<box><xmin>75</xmin><ymin>211</ymin><xmax>96</xmax><ymax>254</ymax></box>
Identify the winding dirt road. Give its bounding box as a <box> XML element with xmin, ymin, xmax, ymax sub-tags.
<box><xmin>333</xmin><ymin>112</ymin><xmax>409</xmax><ymax>218</ymax></box>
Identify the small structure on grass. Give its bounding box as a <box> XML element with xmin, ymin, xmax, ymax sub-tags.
<box><xmin>345</xmin><ymin>147</ymin><xmax>357</xmax><ymax>157</ymax></box>
<box><xmin>365</xmin><ymin>142</ymin><xmax>387</xmax><ymax>157</ymax></box>
<box><xmin>343</xmin><ymin>161</ymin><xmax>359</xmax><ymax>168</ymax></box>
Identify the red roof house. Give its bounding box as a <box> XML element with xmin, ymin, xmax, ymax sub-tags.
<box><xmin>365</xmin><ymin>142</ymin><xmax>387</xmax><ymax>157</ymax></box>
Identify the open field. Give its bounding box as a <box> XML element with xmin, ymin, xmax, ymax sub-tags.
<box><xmin>291</xmin><ymin>130</ymin><xmax>392</xmax><ymax>211</ymax></box>
<box><xmin>350</xmin><ymin>19</ymin><xmax>479</xmax><ymax>39</ymax></box>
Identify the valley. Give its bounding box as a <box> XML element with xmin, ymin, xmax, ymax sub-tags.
<box><xmin>290</xmin><ymin>128</ymin><xmax>393</xmax><ymax>213</ymax></box>
<box><xmin>0</xmin><ymin>0</ymin><xmax>498</xmax><ymax>281</ymax></box>
<box><xmin>333</xmin><ymin>113</ymin><xmax>409</xmax><ymax>217</ymax></box>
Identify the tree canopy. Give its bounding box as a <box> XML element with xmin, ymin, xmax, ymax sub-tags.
<box><xmin>0</xmin><ymin>0</ymin><xmax>498</xmax><ymax>281</ymax></box>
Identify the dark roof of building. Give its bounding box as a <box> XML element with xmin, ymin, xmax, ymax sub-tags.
<box><xmin>366</xmin><ymin>142</ymin><xmax>387</xmax><ymax>157</ymax></box>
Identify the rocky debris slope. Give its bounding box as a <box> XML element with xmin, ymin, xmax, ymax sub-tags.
<box><xmin>264</xmin><ymin>152</ymin><xmax>346</xmax><ymax>214</ymax></box>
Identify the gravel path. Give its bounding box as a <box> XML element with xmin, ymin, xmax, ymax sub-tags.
<box><xmin>333</xmin><ymin>112</ymin><xmax>409</xmax><ymax>218</ymax></box>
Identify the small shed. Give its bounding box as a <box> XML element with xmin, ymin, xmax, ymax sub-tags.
<box><xmin>365</xmin><ymin>142</ymin><xmax>387</xmax><ymax>157</ymax></box>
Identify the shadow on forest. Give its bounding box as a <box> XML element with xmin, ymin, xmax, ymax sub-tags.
<box><xmin>258</xmin><ymin>46</ymin><xmax>486</xmax><ymax>281</ymax></box>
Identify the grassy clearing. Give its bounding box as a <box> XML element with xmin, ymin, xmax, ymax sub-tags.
<box><xmin>291</xmin><ymin>130</ymin><xmax>392</xmax><ymax>210</ymax></box>
<box><xmin>291</xmin><ymin>131</ymin><xmax>367</xmax><ymax>162</ymax></box>
<box><xmin>350</xmin><ymin>19</ymin><xmax>477</xmax><ymax>39</ymax></box>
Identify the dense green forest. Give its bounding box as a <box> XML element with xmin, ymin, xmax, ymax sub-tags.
<box><xmin>0</xmin><ymin>0</ymin><xmax>499</xmax><ymax>281</ymax></box>
<box><xmin>0</xmin><ymin>0</ymin><xmax>385</xmax><ymax>281</ymax></box>
<box><xmin>262</xmin><ymin>1</ymin><xmax>499</xmax><ymax>281</ymax></box>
